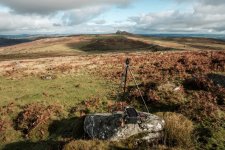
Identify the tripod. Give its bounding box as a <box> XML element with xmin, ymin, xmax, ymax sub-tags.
<box><xmin>118</xmin><ymin>58</ymin><xmax>149</xmax><ymax>113</ymax></box>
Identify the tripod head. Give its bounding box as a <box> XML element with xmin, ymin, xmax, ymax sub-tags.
<box><xmin>125</xmin><ymin>58</ymin><xmax>130</xmax><ymax>66</ymax></box>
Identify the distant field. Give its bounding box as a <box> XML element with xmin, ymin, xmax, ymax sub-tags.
<box><xmin>0</xmin><ymin>34</ymin><xmax>225</xmax><ymax>61</ymax></box>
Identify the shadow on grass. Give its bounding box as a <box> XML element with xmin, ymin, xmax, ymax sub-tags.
<box><xmin>126</xmin><ymin>84</ymin><xmax>181</xmax><ymax>113</ymax></box>
<box><xmin>148</xmin><ymin>102</ymin><xmax>180</xmax><ymax>113</ymax></box>
<box><xmin>48</xmin><ymin>116</ymin><xmax>86</xmax><ymax>139</ymax></box>
<box><xmin>208</xmin><ymin>73</ymin><xmax>225</xmax><ymax>88</ymax></box>
<box><xmin>66</xmin><ymin>36</ymin><xmax>173</xmax><ymax>53</ymax></box>
<box><xmin>3</xmin><ymin>117</ymin><xmax>86</xmax><ymax>150</ymax></box>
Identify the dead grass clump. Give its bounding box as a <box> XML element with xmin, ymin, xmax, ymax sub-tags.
<box><xmin>63</xmin><ymin>140</ymin><xmax>110</xmax><ymax>150</ymax></box>
<box><xmin>40</xmin><ymin>74</ymin><xmax>57</xmax><ymax>80</ymax></box>
<box><xmin>52</xmin><ymin>64</ymin><xmax>73</xmax><ymax>73</ymax></box>
<box><xmin>69</xmin><ymin>97</ymin><xmax>107</xmax><ymax>116</ymax></box>
<box><xmin>15</xmin><ymin>103</ymin><xmax>64</xmax><ymax>139</ymax></box>
<box><xmin>0</xmin><ymin>119</ymin><xmax>11</xmax><ymax>133</ymax></box>
<box><xmin>157</xmin><ymin>112</ymin><xmax>194</xmax><ymax>148</ymax></box>
<box><xmin>0</xmin><ymin>103</ymin><xmax>23</xmax><ymax>145</ymax></box>
<box><xmin>0</xmin><ymin>102</ymin><xmax>20</xmax><ymax>117</ymax></box>
<box><xmin>0</xmin><ymin>118</ymin><xmax>22</xmax><ymax>145</ymax></box>
<box><xmin>107</xmin><ymin>101</ymin><xmax>129</xmax><ymax>112</ymax></box>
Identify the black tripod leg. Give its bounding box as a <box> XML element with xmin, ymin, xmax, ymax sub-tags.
<box><xmin>123</xmin><ymin>65</ymin><xmax>129</xmax><ymax>93</ymax></box>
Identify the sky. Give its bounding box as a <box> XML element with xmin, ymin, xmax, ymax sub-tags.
<box><xmin>0</xmin><ymin>0</ymin><xmax>225</xmax><ymax>34</ymax></box>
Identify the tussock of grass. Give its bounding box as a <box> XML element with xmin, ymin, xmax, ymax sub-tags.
<box><xmin>157</xmin><ymin>112</ymin><xmax>194</xmax><ymax>149</ymax></box>
<box><xmin>0</xmin><ymin>119</ymin><xmax>22</xmax><ymax>146</ymax></box>
<box><xmin>63</xmin><ymin>140</ymin><xmax>111</xmax><ymax>150</ymax></box>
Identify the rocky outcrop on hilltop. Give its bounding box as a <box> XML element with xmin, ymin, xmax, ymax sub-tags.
<box><xmin>116</xmin><ymin>30</ymin><xmax>133</xmax><ymax>35</ymax></box>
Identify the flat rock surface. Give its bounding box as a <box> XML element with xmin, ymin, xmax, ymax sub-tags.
<box><xmin>84</xmin><ymin>112</ymin><xmax>165</xmax><ymax>141</ymax></box>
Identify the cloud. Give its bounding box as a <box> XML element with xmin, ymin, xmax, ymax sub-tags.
<box><xmin>93</xmin><ymin>19</ymin><xmax>106</xmax><ymax>25</ymax></box>
<box><xmin>0</xmin><ymin>12</ymin><xmax>58</xmax><ymax>33</ymax></box>
<box><xmin>0</xmin><ymin>0</ymin><xmax>225</xmax><ymax>34</ymax></box>
<box><xmin>61</xmin><ymin>6</ymin><xmax>107</xmax><ymax>25</ymax></box>
<box><xmin>175</xmin><ymin>0</ymin><xmax>225</xmax><ymax>6</ymax></box>
<box><xmin>199</xmin><ymin>0</ymin><xmax>225</xmax><ymax>6</ymax></box>
<box><xmin>129</xmin><ymin>11</ymin><xmax>225</xmax><ymax>33</ymax></box>
<box><xmin>128</xmin><ymin>0</ymin><xmax>225</xmax><ymax>33</ymax></box>
<box><xmin>0</xmin><ymin>0</ymin><xmax>133</xmax><ymax>14</ymax></box>
<box><xmin>0</xmin><ymin>0</ymin><xmax>134</xmax><ymax>33</ymax></box>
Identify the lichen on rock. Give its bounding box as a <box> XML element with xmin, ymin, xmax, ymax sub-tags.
<box><xmin>83</xmin><ymin>111</ymin><xmax>165</xmax><ymax>143</ymax></box>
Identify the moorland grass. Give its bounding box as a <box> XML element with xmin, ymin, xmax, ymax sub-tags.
<box><xmin>0</xmin><ymin>73</ymin><xmax>116</xmax><ymax>148</ymax></box>
<box><xmin>0</xmin><ymin>74</ymin><xmax>112</xmax><ymax>108</ymax></box>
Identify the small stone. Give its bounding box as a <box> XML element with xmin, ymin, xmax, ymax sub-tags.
<box><xmin>174</xmin><ymin>86</ymin><xmax>181</xmax><ymax>91</ymax></box>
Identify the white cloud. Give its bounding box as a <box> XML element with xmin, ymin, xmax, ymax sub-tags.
<box><xmin>0</xmin><ymin>0</ymin><xmax>133</xmax><ymax>14</ymax></box>
<box><xmin>199</xmin><ymin>0</ymin><xmax>225</xmax><ymax>6</ymax></box>
<box><xmin>0</xmin><ymin>12</ymin><xmax>57</xmax><ymax>33</ymax></box>
<box><xmin>0</xmin><ymin>0</ymin><xmax>225</xmax><ymax>34</ymax></box>
<box><xmin>93</xmin><ymin>19</ymin><xmax>107</xmax><ymax>25</ymax></box>
<box><xmin>128</xmin><ymin>0</ymin><xmax>225</xmax><ymax>33</ymax></box>
<box><xmin>0</xmin><ymin>0</ymin><xmax>134</xmax><ymax>33</ymax></box>
<box><xmin>61</xmin><ymin>6</ymin><xmax>107</xmax><ymax>25</ymax></box>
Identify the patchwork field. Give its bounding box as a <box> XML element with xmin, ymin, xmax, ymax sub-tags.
<box><xmin>0</xmin><ymin>34</ymin><xmax>225</xmax><ymax>150</ymax></box>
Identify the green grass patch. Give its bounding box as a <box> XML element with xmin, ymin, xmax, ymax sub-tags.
<box><xmin>0</xmin><ymin>74</ymin><xmax>112</xmax><ymax>108</ymax></box>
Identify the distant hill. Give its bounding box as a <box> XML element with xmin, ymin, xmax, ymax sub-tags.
<box><xmin>0</xmin><ymin>38</ymin><xmax>31</xmax><ymax>47</ymax></box>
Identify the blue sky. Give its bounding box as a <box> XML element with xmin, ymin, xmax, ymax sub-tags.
<box><xmin>0</xmin><ymin>0</ymin><xmax>225</xmax><ymax>34</ymax></box>
<box><xmin>97</xmin><ymin>0</ymin><xmax>192</xmax><ymax>23</ymax></box>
